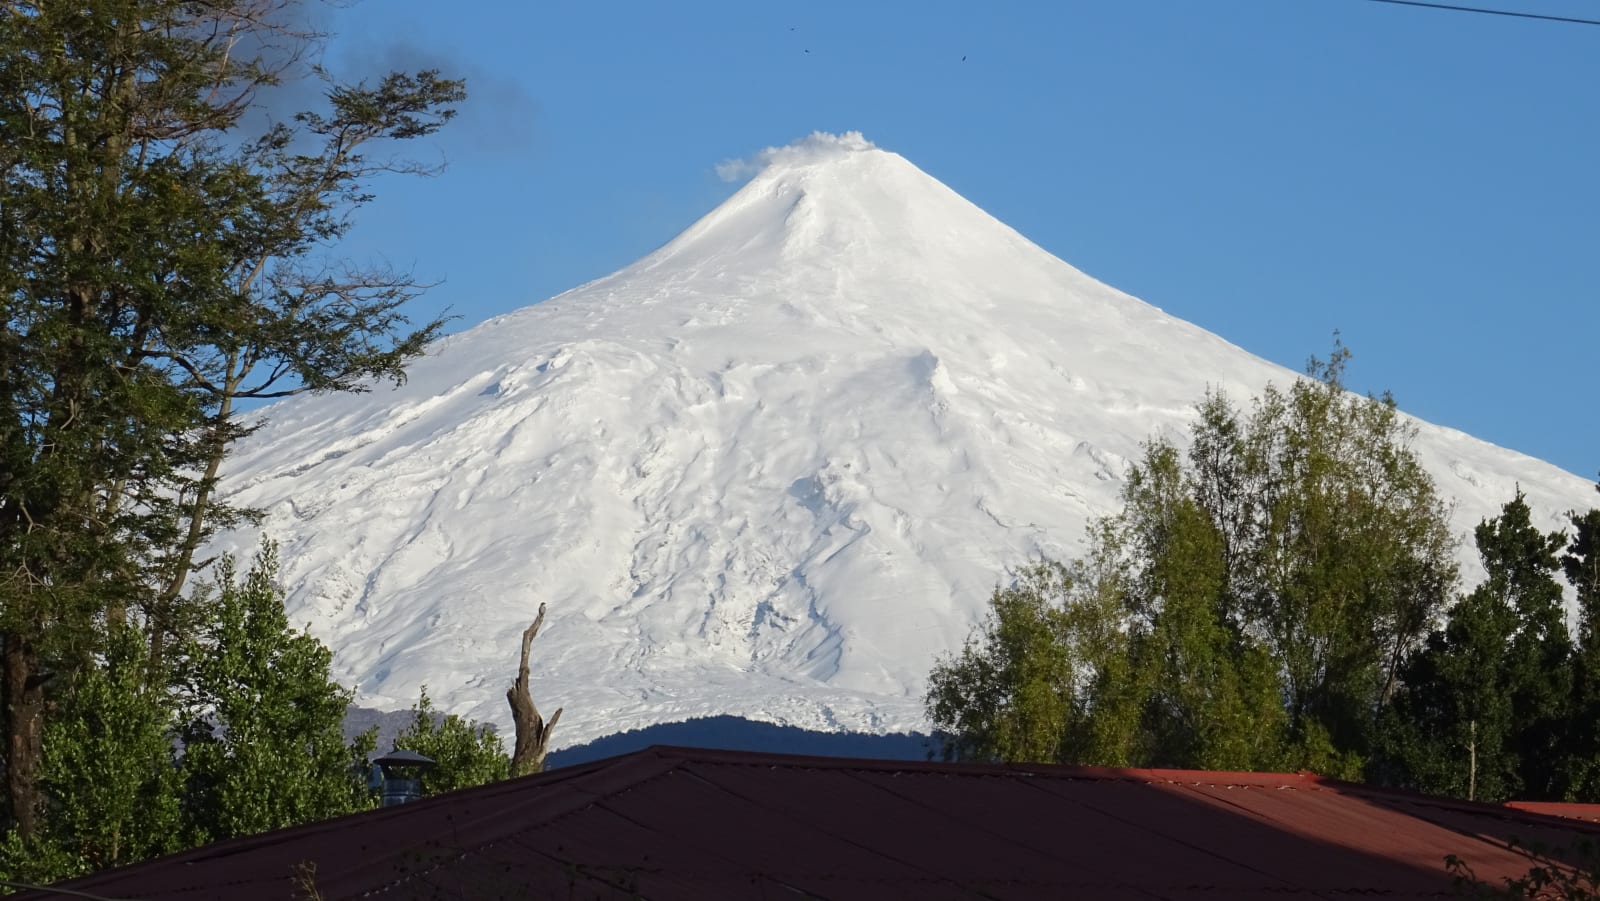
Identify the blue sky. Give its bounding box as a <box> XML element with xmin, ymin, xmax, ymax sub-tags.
<box><xmin>308</xmin><ymin>0</ymin><xmax>1596</xmax><ymax>481</ymax></box>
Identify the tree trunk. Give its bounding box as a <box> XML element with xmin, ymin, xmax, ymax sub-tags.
<box><xmin>506</xmin><ymin>603</ymin><xmax>561</xmax><ymax>777</ymax></box>
<box><xmin>2</xmin><ymin>633</ymin><xmax>45</xmax><ymax>838</ymax></box>
<box><xmin>147</xmin><ymin>389</ymin><xmax>236</xmax><ymax>685</ymax></box>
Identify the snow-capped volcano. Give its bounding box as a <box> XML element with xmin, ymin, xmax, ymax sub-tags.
<box><xmin>217</xmin><ymin>132</ymin><xmax>1595</xmax><ymax>744</ymax></box>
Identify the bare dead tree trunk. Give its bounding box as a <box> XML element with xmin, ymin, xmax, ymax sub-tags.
<box><xmin>507</xmin><ymin>603</ymin><xmax>562</xmax><ymax>777</ymax></box>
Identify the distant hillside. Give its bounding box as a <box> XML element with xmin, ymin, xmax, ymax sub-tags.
<box><xmin>346</xmin><ymin>706</ymin><xmax>938</xmax><ymax>768</ymax></box>
<box><xmin>546</xmin><ymin>716</ymin><xmax>940</xmax><ymax>767</ymax></box>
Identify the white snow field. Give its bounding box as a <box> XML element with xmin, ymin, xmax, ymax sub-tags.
<box><xmin>215</xmin><ymin>132</ymin><xmax>1596</xmax><ymax>745</ymax></box>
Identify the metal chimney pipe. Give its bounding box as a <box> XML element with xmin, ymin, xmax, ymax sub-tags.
<box><xmin>373</xmin><ymin>748</ymin><xmax>437</xmax><ymax>807</ymax></box>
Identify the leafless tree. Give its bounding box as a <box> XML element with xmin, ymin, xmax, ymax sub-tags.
<box><xmin>507</xmin><ymin>603</ymin><xmax>562</xmax><ymax>776</ymax></box>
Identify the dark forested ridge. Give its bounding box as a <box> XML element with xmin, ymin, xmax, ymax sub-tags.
<box><xmin>348</xmin><ymin>710</ymin><xmax>938</xmax><ymax>768</ymax></box>
<box><xmin>546</xmin><ymin>716</ymin><xmax>939</xmax><ymax>767</ymax></box>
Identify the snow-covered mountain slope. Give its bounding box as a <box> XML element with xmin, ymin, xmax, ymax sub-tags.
<box><xmin>216</xmin><ymin>132</ymin><xmax>1596</xmax><ymax>745</ymax></box>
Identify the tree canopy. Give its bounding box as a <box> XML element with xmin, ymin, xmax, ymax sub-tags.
<box><xmin>931</xmin><ymin>347</ymin><xmax>1460</xmax><ymax>776</ymax></box>
<box><xmin>1</xmin><ymin>549</ymin><xmax>378</xmax><ymax>884</ymax></box>
<box><xmin>932</xmin><ymin>351</ymin><xmax>1600</xmax><ymax>804</ymax></box>
<box><xmin>0</xmin><ymin>0</ymin><xmax>468</xmax><ymax>879</ymax></box>
<box><xmin>393</xmin><ymin>687</ymin><xmax>511</xmax><ymax>797</ymax></box>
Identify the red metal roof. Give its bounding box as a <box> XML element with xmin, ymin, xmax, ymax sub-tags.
<box><xmin>27</xmin><ymin>746</ymin><xmax>1600</xmax><ymax>900</ymax></box>
<box><xmin>1506</xmin><ymin>800</ymin><xmax>1600</xmax><ymax>824</ymax></box>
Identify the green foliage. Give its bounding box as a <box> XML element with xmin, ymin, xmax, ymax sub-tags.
<box><xmin>0</xmin><ymin>0</ymin><xmax>470</xmax><ymax>881</ymax></box>
<box><xmin>1201</xmin><ymin>347</ymin><xmax>1456</xmax><ymax>767</ymax></box>
<box><xmin>1382</xmin><ymin>492</ymin><xmax>1572</xmax><ymax>802</ymax></box>
<box><xmin>1379</xmin><ymin>587</ymin><xmax>1517</xmax><ymax>800</ymax></box>
<box><xmin>1449</xmin><ymin>839</ymin><xmax>1600</xmax><ymax>900</ymax></box>
<box><xmin>0</xmin><ymin>625</ymin><xmax>182</xmax><ymax>882</ymax></box>
<box><xmin>929</xmin><ymin>343</ymin><xmax>1459</xmax><ymax>776</ymax></box>
<box><xmin>176</xmin><ymin>545</ymin><xmax>375</xmax><ymax>844</ymax></box>
<box><xmin>1561</xmin><ymin>480</ymin><xmax>1600</xmax><ymax>799</ymax></box>
<box><xmin>1117</xmin><ymin>443</ymin><xmax>1290</xmax><ymax>771</ymax></box>
<box><xmin>40</xmin><ymin>626</ymin><xmax>184</xmax><ymax>871</ymax></box>
<box><xmin>1059</xmin><ymin>526</ymin><xmax>1148</xmax><ymax>766</ymax></box>
<box><xmin>0</xmin><ymin>547</ymin><xmax>381</xmax><ymax>885</ymax></box>
<box><xmin>1568</xmin><ymin>483</ymin><xmax>1600</xmax><ymax>614</ymax></box>
<box><xmin>1494</xmin><ymin>497</ymin><xmax>1574</xmax><ymax>799</ymax></box>
<box><xmin>0</xmin><ymin>0</ymin><xmax>462</xmax><ymax>839</ymax></box>
<box><xmin>393</xmin><ymin>687</ymin><xmax>511</xmax><ymax>797</ymax></box>
<box><xmin>927</xmin><ymin>561</ymin><xmax>1085</xmax><ymax>763</ymax></box>
<box><xmin>0</xmin><ymin>830</ymin><xmax>82</xmax><ymax>890</ymax></box>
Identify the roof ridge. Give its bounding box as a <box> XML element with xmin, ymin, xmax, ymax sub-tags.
<box><xmin>647</xmin><ymin>745</ymin><xmax>1328</xmax><ymax>786</ymax></box>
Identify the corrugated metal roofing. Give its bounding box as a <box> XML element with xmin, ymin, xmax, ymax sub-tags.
<box><xmin>1506</xmin><ymin>800</ymin><xmax>1600</xmax><ymax>823</ymax></box>
<box><xmin>24</xmin><ymin>746</ymin><xmax>1600</xmax><ymax>900</ymax></box>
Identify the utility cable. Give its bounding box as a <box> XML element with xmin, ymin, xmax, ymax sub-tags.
<box><xmin>1350</xmin><ymin>0</ymin><xmax>1600</xmax><ymax>27</ymax></box>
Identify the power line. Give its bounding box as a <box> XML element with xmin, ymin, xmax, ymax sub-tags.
<box><xmin>1353</xmin><ymin>0</ymin><xmax>1600</xmax><ymax>27</ymax></box>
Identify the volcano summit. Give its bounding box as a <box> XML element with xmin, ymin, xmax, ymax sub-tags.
<box><xmin>216</xmin><ymin>132</ymin><xmax>1594</xmax><ymax>744</ymax></box>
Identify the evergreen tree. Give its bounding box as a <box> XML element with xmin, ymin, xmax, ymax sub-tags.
<box><xmin>0</xmin><ymin>0</ymin><xmax>461</xmax><ymax>836</ymax></box>
<box><xmin>176</xmin><ymin>546</ymin><xmax>374</xmax><ymax>844</ymax></box>
<box><xmin>393</xmin><ymin>687</ymin><xmax>511</xmax><ymax>797</ymax></box>
<box><xmin>1561</xmin><ymin>479</ymin><xmax>1600</xmax><ymax>799</ymax></box>
<box><xmin>1381</xmin><ymin>492</ymin><xmax>1570</xmax><ymax>801</ymax></box>
<box><xmin>1493</xmin><ymin>494</ymin><xmax>1573</xmax><ymax>799</ymax></box>
<box><xmin>1568</xmin><ymin>482</ymin><xmax>1600</xmax><ymax>610</ymax></box>
<box><xmin>1381</xmin><ymin>577</ymin><xmax>1518</xmax><ymax>800</ymax></box>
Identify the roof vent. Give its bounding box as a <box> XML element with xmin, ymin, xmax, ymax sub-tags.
<box><xmin>373</xmin><ymin>748</ymin><xmax>436</xmax><ymax>807</ymax></box>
